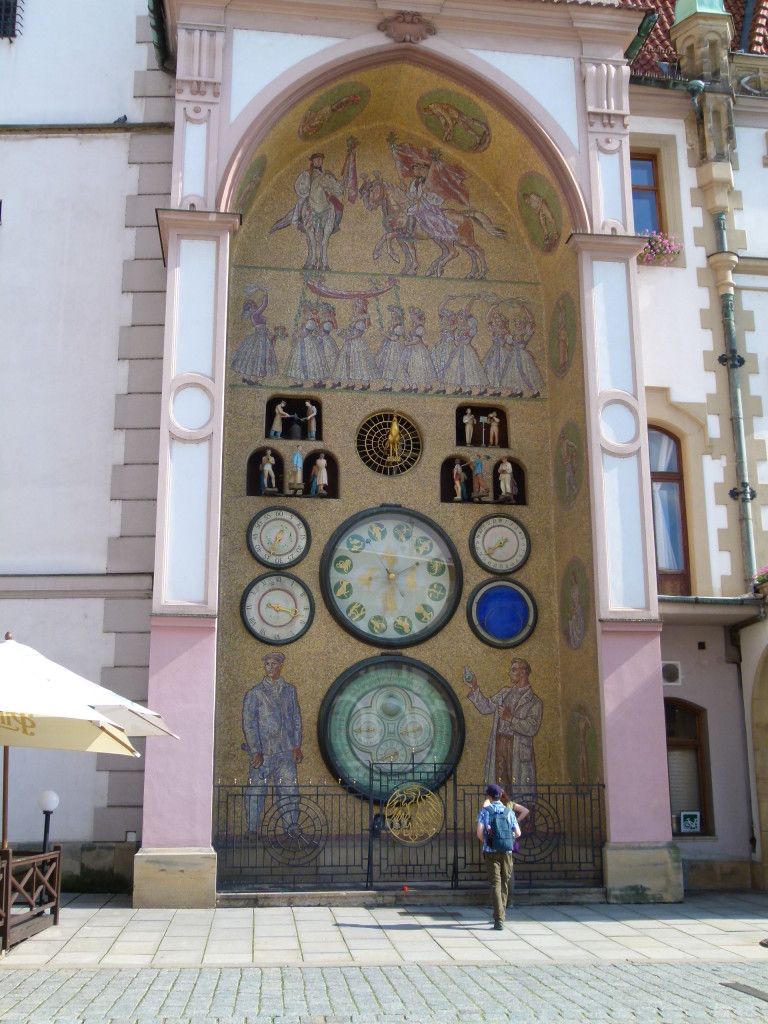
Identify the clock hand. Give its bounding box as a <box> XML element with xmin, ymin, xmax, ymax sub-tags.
<box><xmin>267</xmin><ymin>528</ymin><xmax>285</xmax><ymax>555</ymax></box>
<box><xmin>266</xmin><ymin>602</ymin><xmax>299</xmax><ymax>617</ymax></box>
<box><xmin>485</xmin><ymin>537</ymin><xmax>508</xmax><ymax>553</ymax></box>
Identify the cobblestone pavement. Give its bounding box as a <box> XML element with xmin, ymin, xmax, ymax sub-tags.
<box><xmin>0</xmin><ymin>962</ymin><xmax>768</xmax><ymax>1022</ymax></box>
<box><xmin>0</xmin><ymin>893</ymin><xmax>767</xmax><ymax>1021</ymax></box>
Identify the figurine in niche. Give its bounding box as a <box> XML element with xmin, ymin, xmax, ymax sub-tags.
<box><xmin>488</xmin><ymin>410</ymin><xmax>500</xmax><ymax>447</ymax></box>
<box><xmin>230</xmin><ymin>285</ymin><xmax>286</xmax><ymax>386</ymax></box>
<box><xmin>260</xmin><ymin>449</ymin><xmax>277</xmax><ymax>493</ymax></box>
<box><xmin>498</xmin><ymin>457</ymin><xmax>518</xmax><ymax>502</ymax></box>
<box><xmin>288</xmin><ymin>445</ymin><xmax>304</xmax><ymax>493</ymax></box>
<box><xmin>452</xmin><ymin>458</ymin><xmax>468</xmax><ymax>501</ymax></box>
<box><xmin>463</xmin><ymin>408</ymin><xmax>476</xmax><ymax>445</ymax></box>
<box><xmin>470</xmin><ymin>454</ymin><xmax>491</xmax><ymax>501</ymax></box>
<box><xmin>310</xmin><ymin>452</ymin><xmax>329</xmax><ymax>496</ymax></box>
<box><xmin>303</xmin><ymin>400</ymin><xmax>318</xmax><ymax>440</ymax></box>
<box><xmin>270</xmin><ymin>400</ymin><xmax>292</xmax><ymax>438</ymax></box>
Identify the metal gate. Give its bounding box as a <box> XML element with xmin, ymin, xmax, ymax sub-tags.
<box><xmin>213</xmin><ymin>775</ymin><xmax>604</xmax><ymax>892</ymax></box>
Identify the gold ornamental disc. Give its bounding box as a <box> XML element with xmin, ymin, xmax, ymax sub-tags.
<box><xmin>384</xmin><ymin>783</ymin><xmax>445</xmax><ymax>845</ymax></box>
<box><xmin>356</xmin><ymin>411</ymin><xmax>421</xmax><ymax>475</ymax></box>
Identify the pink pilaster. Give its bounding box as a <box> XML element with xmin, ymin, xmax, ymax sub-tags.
<box><xmin>142</xmin><ymin>616</ymin><xmax>216</xmax><ymax>847</ymax></box>
<box><xmin>600</xmin><ymin>621</ymin><xmax>672</xmax><ymax>842</ymax></box>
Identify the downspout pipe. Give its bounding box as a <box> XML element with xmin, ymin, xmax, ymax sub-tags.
<box><xmin>147</xmin><ymin>0</ymin><xmax>175</xmax><ymax>75</ymax></box>
<box><xmin>624</xmin><ymin>12</ymin><xmax>660</xmax><ymax>63</ymax></box>
<box><xmin>712</xmin><ymin>209</ymin><xmax>758</xmax><ymax>589</ymax></box>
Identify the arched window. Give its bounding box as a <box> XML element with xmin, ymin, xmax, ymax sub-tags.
<box><xmin>665</xmin><ymin>698</ymin><xmax>711</xmax><ymax>835</ymax></box>
<box><xmin>648</xmin><ymin>427</ymin><xmax>690</xmax><ymax>595</ymax></box>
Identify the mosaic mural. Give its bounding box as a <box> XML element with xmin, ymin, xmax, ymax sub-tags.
<box><xmin>217</xmin><ymin>63</ymin><xmax>599</xmax><ymax>810</ymax></box>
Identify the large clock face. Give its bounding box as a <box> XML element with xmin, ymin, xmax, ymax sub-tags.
<box><xmin>320</xmin><ymin>506</ymin><xmax>462</xmax><ymax>647</ymax></box>
<box><xmin>317</xmin><ymin>655</ymin><xmax>465</xmax><ymax>801</ymax></box>
<box><xmin>240</xmin><ymin>572</ymin><xmax>315</xmax><ymax>645</ymax></box>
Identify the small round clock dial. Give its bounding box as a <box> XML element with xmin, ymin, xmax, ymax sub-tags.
<box><xmin>469</xmin><ymin>514</ymin><xmax>530</xmax><ymax>574</ymax></box>
<box><xmin>320</xmin><ymin>506</ymin><xmax>462</xmax><ymax>648</ymax></box>
<box><xmin>247</xmin><ymin>507</ymin><xmax>311</xmax><ymax>568</ymax></box>
<box><xmin>467</xmin><ymin>578</ymin><xmax>537</xmax><ymax>648</ymax></box>
<box><xmin>241</xmin><ymin>572</ymin><xmax>315</xmax><ymax>645</ymax></box>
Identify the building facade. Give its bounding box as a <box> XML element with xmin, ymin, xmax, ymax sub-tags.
<box><xmin>1</xmin><ymin>0</ymin><xmax>767</xmax><ymax>905</ymax></box>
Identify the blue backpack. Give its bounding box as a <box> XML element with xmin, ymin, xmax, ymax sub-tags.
<box><xmin>486</xmin><ymin>806</ymin><xmax>517</xmax><ymax>853</ymax></box>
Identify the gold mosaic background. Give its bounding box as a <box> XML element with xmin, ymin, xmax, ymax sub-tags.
<box><xmin>215</xmin><ymin>63</ymin><xmax>602</xmax><ymax>795</ymax></box>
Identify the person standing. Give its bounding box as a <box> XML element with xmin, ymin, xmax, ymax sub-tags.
<box><xmin>242</xmin><ymin>652</ymin><xmax>303</xmax><ymax>836</ymax></box>
<box><xmin>476</xmin><ymin>783</ymin><xmax>523</xmax><ymax>929</ymax></box>
<box><xmin>464</xmin><ymin>658</ymin><xmax>543</xmax><ymax>792</ymax></box>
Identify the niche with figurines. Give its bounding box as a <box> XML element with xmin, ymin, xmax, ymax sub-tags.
<box><xmin>265</xmin><ymin>395</ymin><xmax>323</xmax><ymax>441</ymax></box>
<box><xmin>246</xmin><ymin>447</ymin><xmax>285</xmax><ymax>496</ymax></box>
<box><xmin>439</xmin><ymin>454</ymin><xmax>526</xmax><ymax>504</ymax></box>
<box><xmin>454</xmin><ymin>405</ymin><xmax>508</xmax><ymax>448</ymax></box>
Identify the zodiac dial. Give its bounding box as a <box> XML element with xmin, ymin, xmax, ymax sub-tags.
<box><xmin>240</xmin><ymin>572</ymin><xmax>315</xmax><ymax>645</ymax></box>
<box><xmin>247</xmin><ymin>507</ymin><xmax>311</xmax><ymax>568</ymax></box>
<box><xmin>320</xmin><ymin>506</ymin><xmax>462</xmax><ymax>647</ymax></box>
<box><xmin>356</xmin><ymin>411</ymin><xmax>422</xmax><ymax>475</ymax></box>
<box><xmin>469</xmin><ymin>514</ymin><xmax>531</xmax><ymax>574</ymax></box>
<box><xmin>317</xmin><ymin>655</ymin><xmax>465</xmax><ymax>801</ymax></box>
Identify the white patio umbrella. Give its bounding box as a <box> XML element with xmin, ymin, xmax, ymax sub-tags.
<box><xmin>0</xmin><ymin>632</ymin><xmax>177</xmax><ymax>848</ymax></box>
<box><xmin>0</xmin><ymin>636</ymin><xmax>178</xmax><ymax>740</ymax></box>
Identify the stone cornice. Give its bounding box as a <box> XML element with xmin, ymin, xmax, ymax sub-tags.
<box><xmin>567</xmin><ymin>231</ymin><xmax>647</xmax><ymax>258</ymax></box>
<box><xmin>156</xmin><ymin>208</ymin><xmax>241</xmax><ymax>265</ymax></box>
<box><xmin>0</xmin><ymin>575</ymin><xmax>153</xmax><ymax>600</ymax></box>
<box><xmin>163</xmin><ymin>0</ymin><xmax>641</xmax><ymax>52</ymax></box>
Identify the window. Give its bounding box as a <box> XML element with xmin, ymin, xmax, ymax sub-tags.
<box><xmin>648</xmin><ymin>427</ymin><xmax>690</xmax><ymax>596</ymax></box>
<box><xmin>665</xmin><ymin>698</ymin><xmax>711</xmax><ymax>835</ymax></box>
<box><xmin>0</xmin><ymin>1</ymin><xmax>21</xmax><ymax>39</ymax></box>
<box><xmin>631</xmin><ymin>155</ymin><xmax>661</xmax><ymax>234</ymax></box>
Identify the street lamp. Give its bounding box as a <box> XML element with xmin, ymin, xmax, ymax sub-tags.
<box><xmin>37</xmin><ymin>790</ymin><xmax>59</xmax><ymax>853</ymax></box>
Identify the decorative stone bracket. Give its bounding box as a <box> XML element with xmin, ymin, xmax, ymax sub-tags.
<box><xmin>378</xmin><ymin>11</ymin><xmax>437</xmax><ymax>44</ymax></box>
<box><xmin>176</xmin><ymin>24</ymin><xmax>225</xmax><ymax>103</ymax></box>
<box><xmin>582</xmin><ymin>61</ymin><xmax>630</xmax><ymax>131</ymax></box>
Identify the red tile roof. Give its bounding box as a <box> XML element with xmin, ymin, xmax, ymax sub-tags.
<box><xmin>629</xmin><ymin>0</ymin><xmax>768</xmax><ymax>77</ymax></box>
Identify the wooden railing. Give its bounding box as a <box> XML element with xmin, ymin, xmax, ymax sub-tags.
<box><xmin>0</xmin><ymin>845</ymin><xmax>61</xmax><ymax>952</ymax></box>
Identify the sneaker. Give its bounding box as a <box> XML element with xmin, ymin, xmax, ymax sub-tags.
<box><xmin>494</xmin><ymin>920</ymin><xmax>504</xmax><ymax>931</ymax></box>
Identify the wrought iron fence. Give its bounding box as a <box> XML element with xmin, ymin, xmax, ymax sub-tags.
<box><xmin>214</xmin><ymin>778</ymin><xmax>604</xmax><ymax>892</ymax></box>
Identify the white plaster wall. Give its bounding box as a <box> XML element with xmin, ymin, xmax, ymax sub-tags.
<box><xmin>733</xmin><ymin>128</ymin><xmax>768</xmax><ymax>260</ymax></box>
<box><xmin>661</xmin><ymin>623</ymin><xmax>753</xmax><ymax>860</ymax></box>
<box><xmin>0</xmin><ymin>136</ymin><xmax>136</xmax><ymax>573</ymax></box>
<box><xmin>0</xmin><ymin>0</ymin><xmax>146</xmax><ymax>125</ymax></box>
<box><xmin>738</xmin><ymin>281</ymin><xmax>768</xmax><ymax>542</ymax></box>
<box><xmin>0</xmin><ymin>600</ymin><xmax>113</xmax><ymax>842</ymax></box>
<box><xmin>633</xmin><ymin>119</ymin><xmax>714</xmax><ymax>405</ymax></box>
